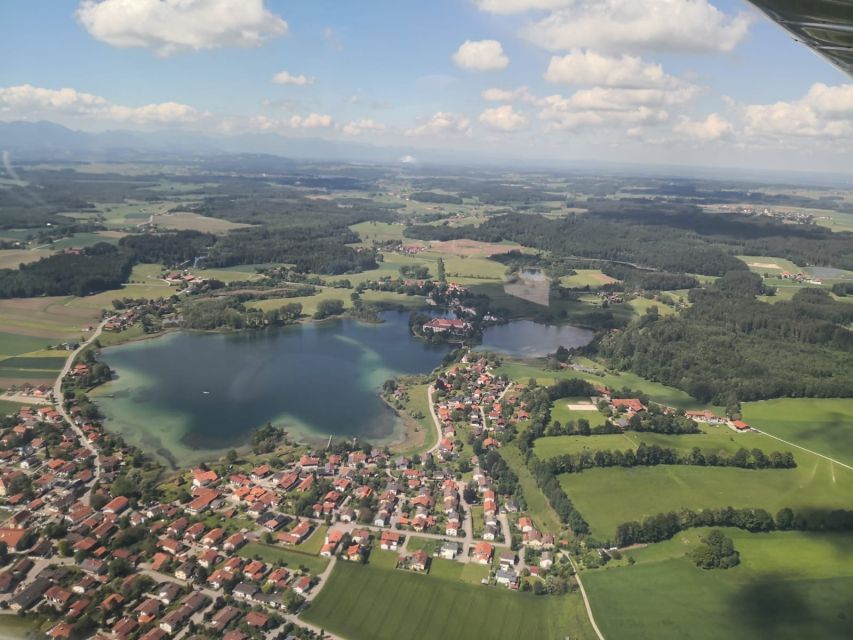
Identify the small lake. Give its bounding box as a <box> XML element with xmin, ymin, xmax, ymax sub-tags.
<box><xmin>94</xmin><ymin>312</ymin><xmax>594</xmax><ymax>467</ymax></box>
<box><xmin>94</xmin><ymin>312</ymin><xmax>449</xmax><ymax>467</ymax></box>
<box><xmin>478</xmin><ymin>320</ymin><xmax>594</xmax><ymax>358</ymax></box>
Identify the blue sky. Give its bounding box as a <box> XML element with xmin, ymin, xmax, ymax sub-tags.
<box><xmin>0</xmin><ymin>0</ymin><xmax>851</xmax><ymax>172</ymax></box>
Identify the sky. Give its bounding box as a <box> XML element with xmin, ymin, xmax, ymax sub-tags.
<box><xmin>0</xmin><ymin>0</ymin><xmax>851</xmax><ymax>173</ymax></box>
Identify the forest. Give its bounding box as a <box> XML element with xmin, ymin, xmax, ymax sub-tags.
<box><xmin>597</xmin><ymin>272</ymin><xmax>853</xmax><ymax>402</ymax></box>
<box><xmin>0</xmin><ymin>243</ymin><xmax>134</xmax><ymax>298</ymax></box>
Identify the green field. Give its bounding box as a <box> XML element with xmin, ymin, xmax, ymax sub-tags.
<box><xmin>0</xmin><ymin>332</ymin><xmax>53</xmax><ymax>357</ymax></box>
<box><xmin>406</xmin><ymin>536</ymin><xmax>442</xmax><ymax>556</ymax></box>
<box><xmin>393</xmin><ymin>383</ymin><xmax>437</xmax><ymax>456</ymax></box>
<box><xmin>550</xmin><ymin>398</ymin><xmax>607</xmax><ymax>429</ymax></box>
<box><xmin>496</xmin><ymin>358</ymin><xmax>719</xmax><ymax>411</ymax></box>
<box><xmin>301</xmin><ymin>559</ymin><xmax>593</xmax><ymax>640</ymax></box>
<box><xmin>742</xmin><ymin>398</ymin><xmax>853</xmax><ymax>467</ymax></box>
<box><xmin>0</xmin><ymin>399</ymin><xmax>31</xmax><ymax>416</ymax></box>
<box><xmin>350</xmin><ymin>221</ymin><xmax>408</xmax><ymax>245</ymax></box>
<box><xmin>559</xmin><ymin>269</ymin><xmax>617</xmax><ymax>289</ymax></box>
<box><xmin>498</xmin><ymin>445</ymin><xmax>563</xmax><ymax>534</ymax></box>
<box><xmin>238</xmin><ymin>541</ymin><xmax>328</xmax><ymax>575</ymax></box>
<box><xmin>560</xmin><ymin>456</ymin><xmax>853</xmax><ymax>540</ymax></box>
<box><xmin>584</xmin><ymin>529</ymin><xmax>853</xmax><ymax>640</ymax></box>
<box><xmin>534</xmin><ymin>428</ymin><xmax>771</xmax><ymax>460</ymax></box>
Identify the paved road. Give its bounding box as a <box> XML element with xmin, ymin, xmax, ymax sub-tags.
<box><xmin>568</xmin><ymin>554</ymin><xmax>606</xmax><ymax>640</ymax></box>
<box><xmin>52</xmin><ymin>317</ymin><xmax>111</xmax><ymax>503</ymax></box>
<box><xmin>425</xmin><ymin>385</ymin><xmax>443</xmax><ymax>457</ymax></box>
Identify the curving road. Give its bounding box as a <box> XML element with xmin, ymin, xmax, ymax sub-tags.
<box><xmin>52</xmin><ymin>317</ymin><xmax>111</xmax><ymax>503</ymax></box>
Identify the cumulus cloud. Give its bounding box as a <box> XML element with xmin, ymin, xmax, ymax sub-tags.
<box><xmin>0</xmin><ymin>84</ymin><xmax>198</xmax><ymax>125</ymax></box>
<box><xmin>481</xmin><ymin>86</ymin><xmax>537</xmax><ymax>103</ymax></box>
<box><xmin>522</xmin><ymin>0</ymin><xmax>750</xmax><ymax>54</ymax></box>
<box><xmin>289</xmin><ymin>113</ymin><xmax>333</xmax><ymax>129</ymax></box>
<box><xmin>540</xmin><ymin>105</ymin><xmax>669</xmax><ymax>131</ymax></box>
<box><xmin>272</xmin><ymin>71</ymin><xmax>315</xmax><ymax>86</ymax></box>
<box><xmin>452</xmin><ymin>40</ymin><xmax>509</xmax><ymax>71</ymax></box>
<box><xmin>77</xmin><ymin>0</ymin><xmax>288</xmax><ymax>56</ymax></box>
<box><xmin>406</xmin><ymin>112</ymin><xmax>471</xmax><ymax>136</ymax></box>
<box><xmin>473</xmin><ymin>0</ymin><xmax>571</xmax><ymax>14</ymax></box>
<box><xmin>479</xmin><ymin>105</ymin><xmax>527</xmax><ymax>131</ymax></box>
<box><xmin>559</xmin><ymin>86</ymin><xmax>698</xmax><ymax>110</ymax></box>
<box><xmin>673</xmin><ymin>113</ymin><xmax>732</xmax><ymax>140</ymax></box>
<box><xmin>544</xmin><ymin>50</ymin><xmax>680</xmax><ymax>88</ymax></box>
<box><xmin>341</xmin><ymin>119</ymin><xmax>386</xmax><ymax>136</ymax></box>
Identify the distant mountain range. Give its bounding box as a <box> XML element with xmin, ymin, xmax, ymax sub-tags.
<box><xmin>0</xmin><ymin>120</ymin><xmax>411</xmax><ymax>164</ymax></box>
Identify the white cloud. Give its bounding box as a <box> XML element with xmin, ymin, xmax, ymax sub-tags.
<box><xmin>323</xmin><ymin>26</ymin><xmax>343</xmax><ymax>52</ymax></box>
<box><xmin>452</xmin><ymin>40</ymin><xmax>509</xmax><ymax>72</ymax></box>
<box><xmin>0</xmin><ymin>84</ymin><xmax>198</xmax><ymax>125</ymax></box>
<box><xmin>473</xmin><ymin>0</ymin><xmax>571</xmax><ymax>14</ymax></box>
<box><xmin>738</xmin><ymin>83</ymin><xmax>853</xmax><ymax>140</ymax></box>
<box><xmin>481</xmin><ymin>86</ymin><xmax>537</xmax><ymax>103</ymax></box>
<box><xmin>406</xmin><ymin>112</ymin><xmax>471</xmax><ymax>136</ymax></box>
<box><xmin>544</xmin><ymin>50</ymin><xmax>679</xmax><ymax>88</ymax></box>
<box><xmin>272</xmin><ymin>71</ymin><xmax>315</xmax><ymax>86</ymax></box>
<box><xmin>289</xmin><ymin>113</ymin><xmax>333</xmax><ymax>129</ymax></box>
<box><xmin>522</xmin><ymin>0</ymin><xmax>750</xmax><ymax>54</ymax></box>
<box><xmin>540</xmin><ymin>105</ymin><xmax>669</xmax><ymax>131</ymax></box>
<box><xmin>673</xmin><ymin>113</ymin><xmax>732</xmax><ymax>140</ymax></box>
<box><xmin>479</xmin><ymin>105</ymin><xmax>527</xmax><ymax>131</ymax></box>
<box><xmin>341</xmin><ymin>119</ymin><xmax>386</xmax><ymax>136</ymax></box>
<box><xmin>77</xmin><ymin>0</ymin><xmax>288</xmax><ymax>56</ymax></box>
<box><xmin>561</xmin><ymin>86</ymin><xmax>698</xmax><ymax>110</ymax></box>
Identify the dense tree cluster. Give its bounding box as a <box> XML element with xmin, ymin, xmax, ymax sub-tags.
<box><xmin>614</xmin><ymin>506</ymin><xmax>853</xmax><ymax>547</ymax></box>
<box><xmin>526</xmin><ymin>452</ymin><xmax>589</xmax><ymax>534</ymax></box>
<box><xmin>0</xmin><ymin>243</ymin><xmax>133</xmax><ymax>298</ymax></box>
<box><xmin>181</xmin><ymin>297</ymin><xmax>302</xmax><ymax>330</ymax></box>
<box><xmin>480</xmin><ymin>450</ymin><xmax>520</xmax><ymax>496</ymax></box>
<box><xmin>692</xmin><ymin>529</ymin><xmax>740</xmax><ymax>569</ymax></box>
<box><xmin>120</xmin><ymin>230</ymin><xmax>215</xmax><ymax>265</ymax></box>
<box><xmin>599</xmin><ymin>263</ymin><xmax>699</xmax><ymax>291</ymax></box>
<box><xmin>546</xmin><ymin>444</ymin><xmax>796</xmax><ymax>474</ymax></box>
<box><xmin>408</xmin><ymin>191</ymin><xmax>463</xmax><ymax>204</ymax></box>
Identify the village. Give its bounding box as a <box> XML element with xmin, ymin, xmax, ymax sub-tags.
<box><xmin>0</xmin><ymin>342</ymin><xmax>598</xmax><ymax>640</ymax></box>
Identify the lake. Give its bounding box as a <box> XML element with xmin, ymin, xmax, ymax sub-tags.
<box><xmin>478</xmin><ymin>320</ymin><xmax>594</xmax><ymax>358</ymax></box>
<box><xmin>93</xmin><ymin>312</ymin><xmax>448</xmax><ymax>467</ymax></box>
<box><xmin>94</xmin><ymin>313</ymin><xmax>594</xmax><ymax>467</ymax></box>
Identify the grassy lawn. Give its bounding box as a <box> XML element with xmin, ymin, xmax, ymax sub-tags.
<box><xmin>238</xmin><ymin>542</ymin><xmax>328</xmax><ymax>575</ymax></box>
<box><xmin>470</xmin><ymin>506</ymin><xmax>484</xmax><ymax>538</ymax></box>
<box><xmin>560</xmin><ymin>455</ymin><xmax>853</xmax><ymax>540</ymax></box>
<box><xmin>550</xmin><ymin>398</ymin><xmax>607</xmax><ymax>428</ymax></box>
<box><xmin>496</xmin><ymin>358</ymin><xmax>720</xmax><ymax>412</ymax></box>
<box><xmin>0</xmin><ymin>248</ymin><xmax>53</xmax><ymax>269</ymax></box>
<box><xmin>350</xmin><ymin>221</ymin><xmax>408</xmax><ymax>245</ymax></box>
<box><xmin>0</xmin><ymin>332</ymin><xmax>53</xmax><ymax>357</ymax></box>
<box><xmin>627</xmin><ymin>296</ymin><xmax>676</xmax><ymax>317</ymax></box>
<box><xmin>301</xmin><ymin>559</ymin><xmax>593</xmax><ymax>640</ymax></box>
<box><xmin>0</xmin><ymin>613</ymin><xmax>52</xmax><ymax>639</ymax></box>
<box><xmin>534</xmin><ymin>427</ymin><xmax>771</xmax><ymax>460</ymax></box>
<box><xmin>584</xmin><ymin>529</ymin><xmax>853</xmax><ymax>640</ymax></box>
<box><xmin>406</xmin><ymin>536</ymin><xmax>442</xmax><ymax>556</ymax></box>
<box><xmin>559</xmin><ymin>269</ymin><xmax>617</xmax><ymax>289</ymax></box>
<box><xmin>0</xmin><ymin>399</ymin><xmax>31</xmax><ymax>416</ymax></box>
<box><xmin>742</xmin><ymin>397</ymin><xmax>853</xmax><ymax>467</ymax></box>
<box><xmin>298</xmin><ymin>525</ymin><xmax>328</xmax><ymax>555</ymax></box>
<box><xmin>498</xmin><ymin>445</ymin><xmax>563</xmax><ymax>534</ymax></box>
<box><xmin>393</xmin><ymin>383</ymin><xmax>436</xmax><ymax>456</ymax></box>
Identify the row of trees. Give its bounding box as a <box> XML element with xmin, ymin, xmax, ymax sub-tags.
<box><xmin>613</xmin><ymin>506</ymin><xmax>853</xmax><ymax>547</ymax></box>
<box><xmin>526</xmin><ymin>452</ymin><xmax>589</xmax><ymax>535</ymax></box>
<box><xmin>546</xmin><ymin>444</ymin><xmax>796</xmax><ymax>474</ymax></box>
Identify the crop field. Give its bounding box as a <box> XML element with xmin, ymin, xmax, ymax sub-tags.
<box><xmin>0</xmin><ymin>297</ymin><xmax>99</xmax><ymax>339</ymax></box>
<box><xmin>0</xmin><ymin>248</ymin><xmax>53</xmax><ymax>269</ymax></box>
<box><xmin>559</xmin><ymin>269</ymin><xmax>617</xmax><ymax>289</ymax></box>
<box><xmin>301</xmin><ymin>559</ymin><xmax>592</xmax><ymax>640</ymax></box>
<box><xmin>534</xmin><ymin>428</ymin><xmax>771</xmax><ymax>460</ymax></box>
<box><xmin>584</xmin><ymin>529</ymin><xmax>853</xmax><ymax>640</ymax></box>
<box><xmin>150</xmin><ymin>212</ymin><xmax>251</xmax><ymax>233</ymax></box>
<box><xmin>496</xmin><ymin>358</ymin><xmax>720</xmax><ymax>411</ymax></box>
<box><xmin>628</xmin><ymin>296</ymin><xmax>677</xmax><ymax>317</ymax></box>
<box><xmin>425</xmin><ymin>239</ymin><xmax>524</xmax><ymax>258</ymax></box>
<box><xmin>742</xmin><ymin>397</ymin><xmax>853</xmax><ymax>467</ymax></box>
<box><xmin>350</xmin><ymin>221</ymin><xmax>409</xmax><ymax>245</ymax></box>
<box><xmin>559</xmin><ymin>454</ymin><xmax>853</xmax><ymax>540</ymax></box>
<box><xmin>49</xmin><ymin>230</ymin><xmax>126</xmax><ymax>250</ymax></box>
<box><xmin>238</xmin><ymin>541</ymin><xmax>328</xmax><ymax>575</ymax></box>
<box><xmin>737</xmin><ymin>255</ymin><xmax>801</xmax><ymax>274</ymax></box>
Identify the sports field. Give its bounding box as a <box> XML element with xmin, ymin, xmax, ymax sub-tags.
<box><xmin>550</xmin><ymin>399</ymin><xmax>608</xmax><ymax>429</ymax></box>
<box><xmin>301</xmin><ymin>559</ymin><xmax>593</xmax><ymax>640</ymax></box>
<box><xmin>560</xmin><ymin>457</ymin><xmax>853</xmax><ymax>540</ymax></box>
<box><xmin>742</xmin><ymin>397</ymin><xmax>853</xmax><ymax>467</ymax></box>
<box><xmin>584</xmin><ymin>529</ymin><xmax>853</xmax><ymax>640</ymax></box>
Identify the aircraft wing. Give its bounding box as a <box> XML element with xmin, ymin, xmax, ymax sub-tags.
<box><xmin>747</xmin><ymin>0</ymin><xmax>853</xmax><ymax>75</ymax></box>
